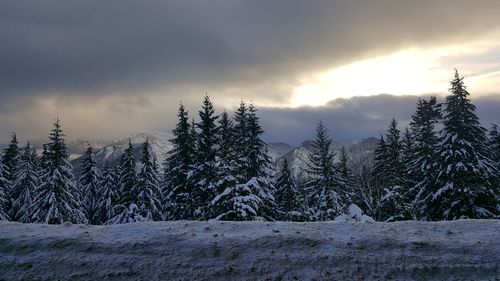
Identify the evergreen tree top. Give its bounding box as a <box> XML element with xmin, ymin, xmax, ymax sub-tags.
<box><xmin>2</xmin><ymin>132</ymin><xmax>20</xmax><ymax>181</ymax></box>
<box><xmin>307</xmin><ymin>121</ymin><xmax>335</xmax><ymax>177</ymax></box>
<box><xmin>46</xmin><ymin>118</ymin><xmax>69</xmax><ymax>166</ymax></box>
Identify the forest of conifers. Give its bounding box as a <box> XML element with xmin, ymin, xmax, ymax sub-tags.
<box><xmin>0</xmin><ymin>70</ymin><xmax>499</xmax><ymax>224</ymax></box>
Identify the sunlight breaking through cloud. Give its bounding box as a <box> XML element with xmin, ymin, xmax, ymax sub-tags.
<box><xmin>291</xmin><ymin>39</ymin><xmax>500</xmax><ymax>107</ymax></box>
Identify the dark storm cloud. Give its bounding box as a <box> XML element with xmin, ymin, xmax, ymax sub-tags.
<box><xmin>2</xmin><ymin>1</ymin><xmax>500</xmax><ymax>143</ymax></box>
<box><xmin>1</xmin><ymin>0</ymin><xmax>500</xmax><ymax>100</ymax></box>
<box><xmin>260</xmin><ymin>94</ymin><xmax>500</xmax><ymax>146</ymax></box>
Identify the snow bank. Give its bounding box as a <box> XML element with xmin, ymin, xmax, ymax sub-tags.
<box><xmin>0</xmin><ymin>220</ymin><xmax>498</xmax><ymax>280</ymax></box>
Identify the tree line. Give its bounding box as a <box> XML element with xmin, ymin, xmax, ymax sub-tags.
<box><xmin>0</xmin><ymin>70</ymin><xmax>498</xmax><ymax>224</ymax></box>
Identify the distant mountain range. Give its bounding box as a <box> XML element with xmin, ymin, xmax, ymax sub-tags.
<box><xmin>71</xmin><ymin>132</ymin><xmax>173</xmax><ymax>174</ymax></box>
<box><xmin>69</xmin><ymin>131</ymin><xmax>377</xmax><ymax>178</ymax></box>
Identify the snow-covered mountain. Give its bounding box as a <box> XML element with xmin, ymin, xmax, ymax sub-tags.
<box><xmin>71</xmin><ymin>131</ymin><xmax>377</xmax><ymax>179</ymax></box>
<box><xmin>277</xmin><ymin>138</ymin><xmax>378</xmax><ymax>179</ymax></box>
<box><xmin>72</xmin><ymin>131</ymin><xmax>173</xmax><ymax>173</ymax></box>
<box><xmin>266</xmin><ymin>142</ymin><xmax>295</xmax><ymax>162</ymax></box>
<box><xmin>2</xmin><ymin>138</ymin><xmax>108</xmax><ymax>161</ymax></box>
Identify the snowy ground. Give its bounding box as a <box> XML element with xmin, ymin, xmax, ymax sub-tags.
<box><xmin>0</xmin><ymin>220</ymin><xmax>498</xmax><ymax>281</ymax></box>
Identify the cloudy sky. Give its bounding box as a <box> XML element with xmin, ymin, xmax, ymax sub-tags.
<box><xmin>1</xmin><ymin>0</ymin><xmax>500</xmax><ymax>145</ymax></box>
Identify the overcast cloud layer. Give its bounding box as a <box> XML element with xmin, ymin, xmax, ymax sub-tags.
<box><xmin>1</xmin><ymin>1</ymin><xmax>500</xmax><ymax>143</ymax></box>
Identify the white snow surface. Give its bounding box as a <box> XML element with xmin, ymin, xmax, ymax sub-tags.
<box><xmin>0</xmin><ymin>220</ymin><xmax>498</xmax><ymax>280</ymax></box>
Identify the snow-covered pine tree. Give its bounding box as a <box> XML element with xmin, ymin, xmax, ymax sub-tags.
<box><xmin>369</xmin><ymin>135</ymin><xmax>389</xmax><ymax>220</ymax></box>
<box><xmin>212</xmin><ymin>102</ymin><xmax>276</xmax><ymax>221</ymax></box>
<box><xmin>191</xmin><ymin>95</ymin><xmax>219</xmax><ymax>219</ymax></box>
<box><xmin>409</xmin><ymin>96</ymin><xmax>443</xmax><ymax>219</ymax></box>
<box><xmin>118</xmin><ymin>140</ymin><xmax>137</xmax><ymax>207</ymax></box>
<box><xmin>209</xmin><ymin>111</ymin><xmax>240</xmax><ymax>220</ymax></box>
<box><xmin>385</xmin><ymin>118</ymin><xmax>405</xmax><ymax>187</ymax></box>
<box><xmin>244</xmin><ymin>103</ymin><xmax>276</xmax><ymax>220</ymax></box>
<box><xmin>10</xmin><ymin>143</ymin><xmax>39</xmax><ymax>222</ymax></box>
<box><xmin>106</xmin><ymin>203</ymin><xmax>145</xmax><ymax>225</ymax></box>
<box><xmin>233</xmin><ymin>101</ymin><xmax>250</xmax><ymax>181</ymax></box>
<box><xmin>134</xmin><ymin>139</ymin><xmax>163</xmax><ymax>221</ymax></box>
<box><xmin>489</xmin><ymin>125</ymin><xmax>500</xmax><ymax>209</ymax></box>
<box><xmin>30</xmin><ymin>118</ymin><xmax>86</xmax><ymax>224</ymax></box>
<box><xmin>96</xmin><ymin>164</ymin><xmax>120</xmax><ymax>224</ymax></box>
<box><xmin>163</xmin><ymin>103</ymin><xmax>197</xmax><ymax>220</ymax></box>
<box><xmin>79</xmin><ymin>145</ymin><xmax>102</xmax><ymax>224</ymax></box>
<box><xmin>378</xmin><ymin>119</ymin><xmax>413</xmax><ymax>221</ymax></box>
<box><xmin>39</xmin><ymin>144</ymin><xmax>50</xmax><ymax>173</ymax></box>
<box><xmin>2</xmin><ymin>133</ymin><xmax>20</xmax><ymax>183</ymax></box>
<box><xmin>423</xmin><ymin>70</ymin><xmax>499</xmax><ymax>220</ymax></box>
<box><xmin>337</xmin><ymin>146</ymin><xmax>357</xmax><ymax>207</ymax></box>
<box><xmin>489</xmin><ymin>124</ymin><xmax>500</xmax><ymax>169</ymax></box>
<box><xmin>0</xmin><ymin>162</ymin><xmax>10</xmax><ymax>220</ymax></box>
<box><xmin>2</xmin><ymin>133</ymin><xmax>20</xmax><ymax>218</ymax></box>
<box><xmin>274</xmin><ymin>158</ymin><xmax>304</xmax><ymax>221</ymax></box>
<box><xmin>401</xmin><ymin>128</ymin><xmax>415</xmax><ymax>182</ymax></box>
<box><xmin>304</xmin><ymin>122</ymin><xmax>343</xmax><ymax>221</ymax></box>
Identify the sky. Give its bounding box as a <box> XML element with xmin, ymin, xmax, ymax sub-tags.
<box><xmin>1</xmin><ymin>0</ymin><xmax>500</xmax><ymax>146</ymax></box>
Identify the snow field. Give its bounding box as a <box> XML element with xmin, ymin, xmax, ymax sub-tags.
<box><xmin>0</xmin><ymin>219</ymin><xmax>498</xmax><ymax>280</ymax></box>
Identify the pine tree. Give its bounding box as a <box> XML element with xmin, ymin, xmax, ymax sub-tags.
<box><xmin>274</xmin><ymin>158</ymin><xmax>303</xmax><ymax>221</ymax></box>
<box><xmin>423</xmin><ymin>70</ymin><xmax>499</xmax><ymax>220</ymax></box>
<box><xmin>211</xmin><ymin>102</ymin><xmax>276</xmax><ymax>221</ymax></box>
<box><xmin>489</xmin><ymin>124</ymin><xmax>500</xmax><ymax>168</ymax></box>
<box><xmin>10</xmin><ymin>143</ymin><xmax>39</xmax><ymax>222</ymax></box>
<box><xmin>96</xmin><ymin>164</ymin><xmax>120</xmax><ymax>224</ymax></box>
<box><xmin>0</xmin><ymin>162</ymin><xmax>10</xmax><ymax>220</ymax></box>
<box><xmin>209</xmin><ymin>111</ymin><xmax>240</xmax><ymax>220</ymax></box>
<box><xmin>369</xmin><ymin>135</ymin><xmax>389</xmax><ymax>220</ymax></box>
<box><xmin>337</xmin><ymin>146</ymin><xmax>357</xmax><ymax>206</ymax></box>
<box><xmin>2</xmin><ymin>133</ymin><xmax>20</xmax><ymax>218</ymax></box>
<box><xmin>79</xmin><ymin>146</ymin><xmax>102</xmax><ymax>224</ymax></box>
<box><xmin>191</xmin><ymin>95</ymin><xmax>219</xmax><ymax>219</ymax></box>
<box><xmin>304</xmin><ymin>122</ymin><xmax>343</xmax><ymax>221</ymax></box>
<box><xmin>401</xmin><ymin>128</ymin><xmax>415</xmax><ymax>179</ymax></box>
<box><xmin>2</xmin><ymin>133</ymin><xmax>20</xmax><ymax>183</ymax></box>
<box><xmin>245</xmin><ymin>104</ymin><xmax>276</xmax><ymax>219</ymax></box>
<box><xmin>233</xmin><ymin>101</ymin><xmax>250</xmax><ymax>182</ymax></box>
<box><xmin>377</xmin><ymin>119</ymin><xmax>412</xmax><ymax>221</ymax></box>
<box><xmin>106</xmin><ymin>203</ymin><xmax>145</xmax><ymax>224</ymax></box>
<box><xmin>409</xmin><ymin>97</ymin><xmax>442</xmax><ymax>219</ymax></box>
<box><xmin>240</xmin><ymin>103</ymin><xmax>276</xmax><ymax>220</ymax></box>
<box><xmin>385</xmin><ymin>118</ymin><xmax>405</xmax><ymax>187</ymax></box>
<box><xmin>31</xmin><ymin>118</ymin><xmax>86</xmax><ymax>224</ymax></box>
<box><xmin>134</xmin><ymin>139</ymin><xmax>163</xmax><ymax>221</ymax></box>
<box><xmin>118</xmin><ymin>140</ymin><xmax>137</xmax><ymax>207</ymax></box>
<box><xmin>164</xmin><ymin>103</ymin><xmax>197</xmax><ymax>220</ymax></box>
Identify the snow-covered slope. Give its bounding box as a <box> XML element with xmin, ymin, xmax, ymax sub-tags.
<box><xmin>69</xmin><ymin>131</ymin><xmax>376</xmax><ymax>178</ymax></box>
<box><xmin>0</xmin><ymin>220</ymin><xmax>498</xmax><ymax>280</ymax></box>
<box><xmin>279</xmin><ymin>137</ymin><xmax>378</xmax><ymax>179</ymax></box>
<box><xmin>72</xmin><ymin>131</ymin><xmax>173</xmax><ymax>172</ymax></box>
<box><xmin>266</xmin><ymin>142</ymin><xmax>295</xmax><ymax>162</ymax></box>
<box><xmin>27</xmin><ymin>138</ymin><xmax>108</xmax><ymax>161</ymax></box>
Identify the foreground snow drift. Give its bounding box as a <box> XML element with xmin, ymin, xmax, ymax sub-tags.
<box><xmin>0</xmin><ymin>220</ymin><xmax>498</xmax><ymax>280</ymax></box>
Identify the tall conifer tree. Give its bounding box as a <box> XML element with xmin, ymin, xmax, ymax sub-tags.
<box><xmin>118</xmin><ymin>140</ymin><xmax>137</xmax><ymax>207</ymax></box>
<box><xmin>11</xmin><ymin>143</ymin><xmax>39</xmax><ymax>222</ymax></box>
<box><xmin>275</xmin><ymin>158</ymin><xmax>303</xmax><ymax>221</ymax></box>
<box><xmin>135</xmin><ymin>139</ymin><xmax>163</xmax><ymax>221</ymax></box>
<box><xmin>192</xmin><ymin>95</ymin><xmax>219</xmax><ymax>219</ymax></box>
<box><xmin>79</xmin><ymin>146</ymin><xmax>102</xmax><ymax>224</ymax></box>
<box><xmin>31</xmin><ymin>119</ymin><xmax>86</xmax><ymax>224</ymax></box>
<box><xmin>0</xmin><ymin>162</ymin><xmax>10</xmax><ymax>220</ymax></box>
<box><xmin>304</xmin><ymin>122</ymin><xmax>343</xmax><ymax>220</ymax></box>
<box><xmin>164</xmin><ymin>103</ymin><xmax>197</xmax><ymax>220</ymax></box>
<box><xmin>424</xmin><ymin>70</ymin><xmax>498</xmax><ymax>220</ymax></box>
<box><xmin>96</xmin><ymin>164</ymin><xmax>120</xmax><ymax>224</ymax></box>
<box><xmin>409</xmin><ymin>97</ymin><xmax>442</xmax><ymax>219</ymax></box>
